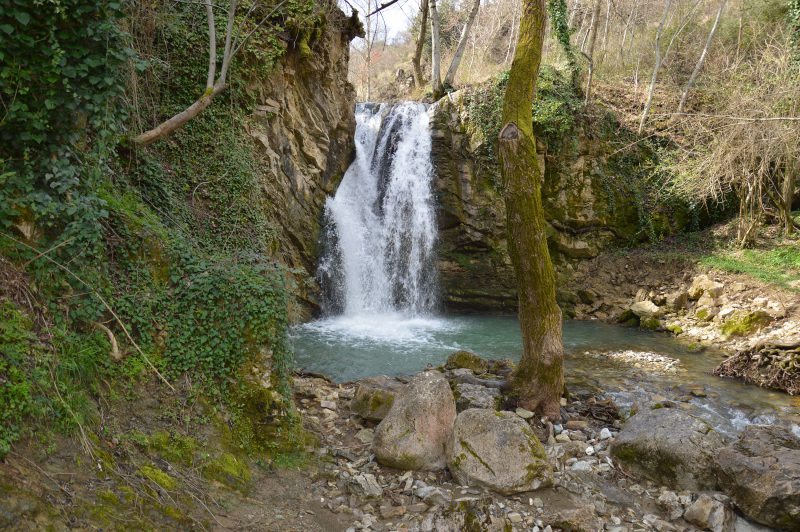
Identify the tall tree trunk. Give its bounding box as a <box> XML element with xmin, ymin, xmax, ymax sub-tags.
<box><xmin>678</xmin><ymin>0</ymin><xmax>726</xmax><ymax>113</ymax></box>
<box><xmin>499</xmin><ymin>0</ymin><xmax>564</xmax><ymax>419</ymax></box>
<box><xmin>638</xmin><ymin>0</ymin><xmax>672</xmax><ymax>135</ymax></box>
<box><xmin>619</xmin><ymin>5</ymin><xmax>636</xmax><ymax>67</ymax></box>
<box><xmin>412</xmin><ymin>0</ymin><xmax>429</xmax><ymax>88</ymax></box>
<box><xmin>599</xmin><ymin>0</ymin><xmax>611</xmax><ymax>61</ymax></box>
<box><xmin>429</xmin><ymin>0</ymin><xmax>443</xmax><ymax>96</ymax></box>
<box><xmin>443</xmin><ymin>0</ymin><xmax>481</xmax><ymax>87</ymax></box>
<box><xmin>583</xmin><ymin>0</ymin><xmax>600</xmax><ymax>104</ymax></box>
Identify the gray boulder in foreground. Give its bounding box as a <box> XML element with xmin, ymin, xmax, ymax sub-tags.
<box><xmin>714</xmin><ymin>424</ymin><xmax>800</xmax><ymax>529</ymax></box>
<box><xmin>611</xmin><ymin>408</ymin><xmax>725</xmax><ymax>491</ymax></box>
<box><xmin>373</xmin><ymin>371</ymin><xmax>456</xmax><ymax>471</ymax></box>
<box><xmin>447</xmin><ymin>408</ymin><xmax>552</xmax><ymax>495</ymax></box>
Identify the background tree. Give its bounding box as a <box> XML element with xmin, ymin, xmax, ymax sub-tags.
<box><xmin>412</xmin><ymin>0</ymin><xmax>430</xmax><ymax>87</ymax></box>
<box><xmin>499</xmin><ymin>0</ymin><xmax>564</xmax><ymax>418</ymax></box>
<box><xmin>443</xmin><ymin>0</ymin><xmax>482</xmax><ymax>87</ymax></box>
<box><xmin>430</xmin><ymin>0</ymin><xmax>444</xmax><ymax>95</ymax></box>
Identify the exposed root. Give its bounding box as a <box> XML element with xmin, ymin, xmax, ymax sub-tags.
<box><xmin>714</xmin><ymin>337</ymin><xmax>800</xmax><ymax>395</ymax></box>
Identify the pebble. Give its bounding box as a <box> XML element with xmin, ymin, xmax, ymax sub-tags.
<box><xmin>320</xmin><ymin>399</ymin><xmax>337</xmax><ymax>410</ymax></box>
<box><xmin>600</xmin><ymin>427</ymin><xmax>612</xmax><ymax>440</ymax></box>
<box><xmin>507</xmin><ymin>511</ymin><xmax>523</xmax><ymax>523</ymax></box>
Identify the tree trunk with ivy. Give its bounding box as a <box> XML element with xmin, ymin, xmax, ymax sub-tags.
<box><xmin>429</xmin><ymin>0</ymin><xmax>443</xmax><ymax>97</ymax></box>
<box><xmin>500</xmin><ymin>0</ymin><xmax>564</xmax><ymax>419</ymax></box>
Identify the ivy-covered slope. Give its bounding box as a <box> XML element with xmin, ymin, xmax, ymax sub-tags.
<box><xmin>0</xmin><ymin>0</ymin><xmax>358</xmax><ymax>527</ymax></box>
<box><xmin>430</xmin><ymin>68</ymin><xmax>693</xmax><ymax>313</ymax></box>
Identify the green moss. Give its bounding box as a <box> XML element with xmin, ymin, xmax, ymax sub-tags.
<box><xmin>446</xmin><ymin>350</ymin><xmax>489</xmax><ymax>373</ymax></box>
<box><xmin>695</xmin><ymin>308</ymin><xmax>711</xmax><ymax>321</ymax></box>
<box><xmin>640</xmin><ymin>317</ymin><xmax>661</xmax><ymax>330</ymax></box>
<box><xmin>139</xmin><ymin>465</ymin><xmax>177</xmax><ymax>491</ymax></box>
<box><xmin>202</xmin><ymin>452</ymin><xmax>251</xmax><ymax>491</ymax></box>
<box><xmin>147</xmin><ymin>430</ymin><xmax>198</xmax><ymax>466</ymax></box>
<box><xmin>666</xmin><ymin>324</ymin><xmax>683</xmax><ymax>335</ymax></box>
<box><xmin>721</xmin><ymin>310</ymin><xmax>773</xmax><ymax>338</ymax></box>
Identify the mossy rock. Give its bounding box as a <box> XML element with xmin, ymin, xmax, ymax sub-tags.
<box><xmin>147</xmin><ymin>430</ymin><xmax>198</xmax><ymax>466</ymax></box>
<box><xmin>202</xmin><ymin>452</ymin><xmax>251</xmax><ymax>491</ymax></box>
<box><xmin>721</xmin><ymin>310</ymin><xmax>773</xmax><ymax>338</ymax></box>
<box><xmin>139</xmin><ymin>465</ymin><xmax>177</xmax><ymax>491</ymax></box>
<box><xmin>639</xmin><ymin>317</ymin><xmax>662</xmax><ymax>331</ymax></box>
<box><xmin>350</xmin><ymin>376</ymin><xmax>403</xmax><ymax>421</ymax></box>
<box><xmin>445</xmin><ymin>350</ymin><xmax>489</xmax><ymax>374</ymax></box>
<box><xmin>666</xmin><ymin>323</ymin><xmax>683</xmax><ymax>335</ymax></box>
<box><xmin>616</xmin><ymin>309</ymin><xmax>640</xmax><ymax>327</ymax></box>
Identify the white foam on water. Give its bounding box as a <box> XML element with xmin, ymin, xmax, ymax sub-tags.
<box><xmin>296</xmin><ymin>313</ymin><xmax>460</xmax><ymax>346</ymax></box>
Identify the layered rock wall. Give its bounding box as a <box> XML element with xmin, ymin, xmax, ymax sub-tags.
<box><xmin>429</xmin><ymin>89</ymin><xmax>681</xmax><ymax>312</ymax></box>
<box><xmin>246</xmin><ymin>12</ymin><xmax>358</xmax><ymax>305</ymax></box>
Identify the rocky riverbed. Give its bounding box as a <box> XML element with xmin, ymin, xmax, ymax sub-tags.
<box><xmin>292</xmin><ymin>349</ymin><xmax>799</xmax><ymax>531</ymax></box>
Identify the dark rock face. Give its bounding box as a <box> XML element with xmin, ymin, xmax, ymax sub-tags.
<box><xmin>610</xmin><ymin>408</ymin><xmax>726</xmax><ymax>491</ymax></box>
<box><xmin>428</xmin><ymin>90</ymin><xmax>684</xmax><ymax>312</ymax></box>
<box><xmin>714</xmin><ymin>425</ymin><xmax>800</xmax><ymax>529</ymax></box>
<box><xmin>246</xmin><ymin>11</ymin><xmax>357</xmax><ymax>315</ymax></box>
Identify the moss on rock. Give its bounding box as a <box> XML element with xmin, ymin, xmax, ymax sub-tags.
<box><xmin>721</xmin><ymin>310</ymin><xmax>773</xmax><ymax>338</ymax></box>
<box><xmin>445</xmin><ymin>350</ymin><xmax>489</xmax><ymax>373</ymax></box>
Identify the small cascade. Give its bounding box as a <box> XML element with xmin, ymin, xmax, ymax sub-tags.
<box><xmin>318</xmin><ymin>102</ymin><xmax>438</xmax><ymax>317</ymax></box>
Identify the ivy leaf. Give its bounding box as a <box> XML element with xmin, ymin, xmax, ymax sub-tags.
<box><xmin>14</xmin><ymin>11</ymin><xmax>30</xmax><ymax>25</ymax></box>
<box><xmin>0</xmin><ymin>24</ymin><xmax>13</xmax><ymax>34</ymax></box>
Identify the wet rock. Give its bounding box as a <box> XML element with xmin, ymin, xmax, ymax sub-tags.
<box><xmin>350</xmin><ymin>375</ymin><xmax>403</xmax><ymax>421</ymax></box>
<box><xmin>611</xmin><ymin>408</ymin><xmax>725</xmax><ymax>490</ymax></box>
<box><xmin>455</xmin><ymin>383</ymin><xmax>499</xmax><ymax>411</ymax></box>
<box><xmin>445</xmin><ymin>350</ymin><xmax>489</xmax><ymax>373</ymax></box>
<box><xmin>631</xmin><ymin>300</ymin><xmax>663</xmax><ymax>319</ymax></box>
<box><xmin>447</xmin><ymin>409</ymin><xmax>552</xmax><ymax>495</ymax></box>
<box><xmin>683</xmin><ymin>494</ymin><xmax>735</xmax><ymax>532</ymax></box>
<box><xmin>714</xmin><ymin>424</ymin><xmax>800</xmax><ymax>529</ymax></box>
<box><xmin>373</xmin><ymin>371</ymin><xmax>456</xmax><ymax>471</ymax></box>
<box><xmin>689</xmin><ymin>275</ymin><xmax>724</xmax><ymax>300</ymax></box>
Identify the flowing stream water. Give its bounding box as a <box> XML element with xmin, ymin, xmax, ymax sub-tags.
<box><xmin>292</xmin><ymin>102</ymin><xmax>799</xmax><ymax>437</ymax></box>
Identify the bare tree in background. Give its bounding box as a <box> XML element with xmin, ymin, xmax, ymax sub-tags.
<box><xmin>412</xmin><ymin>0</ymin><xmax>429</xmax><ymax>88</ymax></box>
<box><xmin>583</xmin><ymin>0</ymin><xmax>600</xmax><ymax>104</ymax></box>
<box><xmin>443</xmin><ymin>0</ymin><xmax>482</xmax><ymax>87</ymax></box>
<box><xmin>678</xmin><ymin>0</ymin><xmax>727</xmax><ymax>113</ymax></box>
<box><xmin>638</xmin><ymin>0</ymin><xmax>672</xmax><ymax>135</ymax></box>
<box><xmin>429</xmin><ymin>0</ymin><xmax>443</xmax><ymax>95</ymax></box>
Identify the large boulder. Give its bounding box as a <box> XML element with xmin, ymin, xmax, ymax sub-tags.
<box><xmin>630</xmin><ymin>300</ymin><xmax>663</xmax><ymax>319</ymax></box>
<box><xmin>373</xmin><ymin>371</ymin><xmax>456</xmax><ymax>471</ymax></box>
<box><xmin>350</xmin><ymin>375</ymin><xmax>403</xmax><ymax>421</ymax></box>
<box><xmin>611</xmin><ymin>408</ymin><xmax>725</xmax><ymax>491</ymax></box>
<box><xmin>447</xmin><ymin>409</ymin><xmax>551</xmax><ymax>495</ymax></box>
<box><xmin>714</xmin><ymin>425</ymin><xmax>800</xmax><ymax>529</ymax></box>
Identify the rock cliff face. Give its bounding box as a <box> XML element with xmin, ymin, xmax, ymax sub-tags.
<box><xmin>429</xmin><ymin>89</ymin><xmax>680</xmax><ymax>312</ymax></box>
<box><xmin>246</xmin><ymin>12</ymin><xmax>358</xmax><ymax>301</ymax></box>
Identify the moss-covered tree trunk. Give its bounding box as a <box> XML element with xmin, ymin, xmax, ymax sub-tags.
<box><xmin>499</xmin><ymin>0</ymin><xmax>564</xmax><ymax>419</ymax></box>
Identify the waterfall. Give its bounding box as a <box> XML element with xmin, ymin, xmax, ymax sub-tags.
<box><xmin>318</xmin><ymin>102</ymin><xmax>438</xmax><ymax>317</ymax></box>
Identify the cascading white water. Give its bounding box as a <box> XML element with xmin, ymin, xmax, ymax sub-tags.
<box><xmin>318</xmin><ymin>102</ymin><xmax>438</xmax><ymax>318</ymax></box>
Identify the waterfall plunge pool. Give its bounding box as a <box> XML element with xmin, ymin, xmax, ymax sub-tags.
<box><xmin>290</xmin><ymin>315</ymin><xmax>800</xmax><ymax>436</ymax></box>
